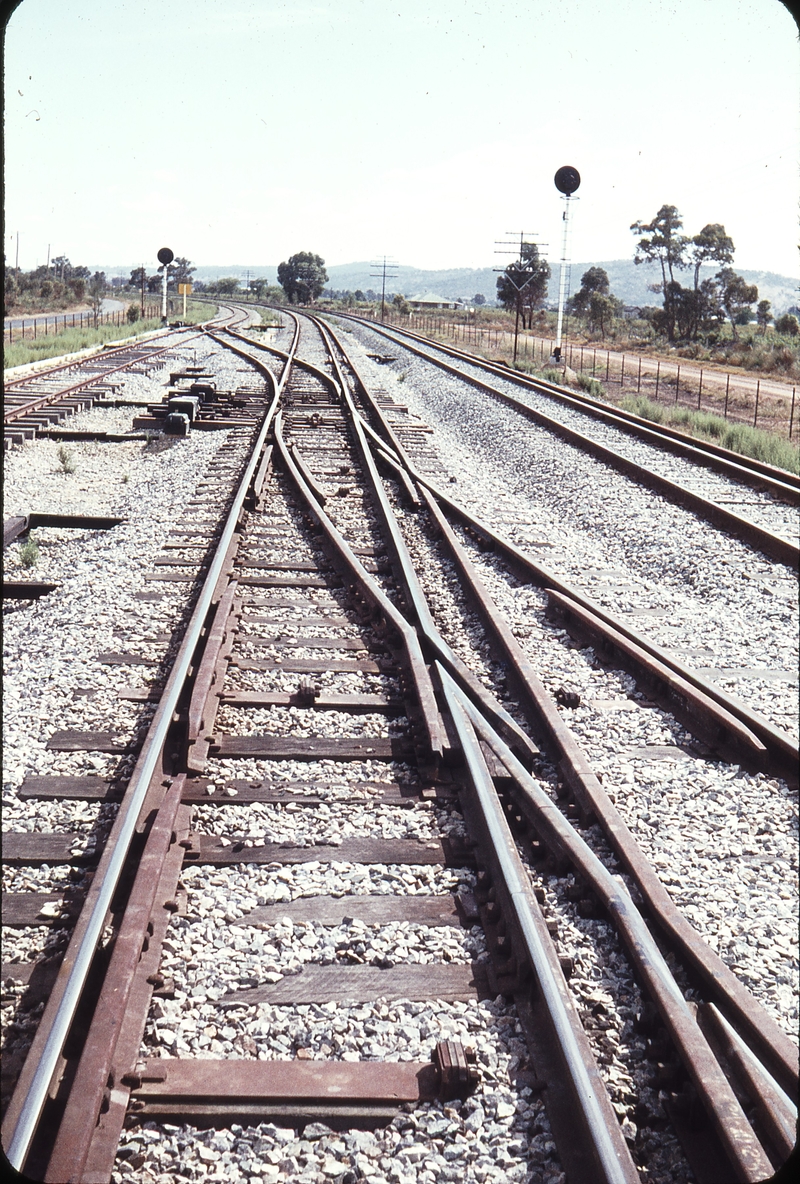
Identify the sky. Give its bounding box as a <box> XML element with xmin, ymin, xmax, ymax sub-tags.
<box><xmin>4</xmin><ymin>0</ymin><xmax>799</xmax><ymax>277</ymax></box>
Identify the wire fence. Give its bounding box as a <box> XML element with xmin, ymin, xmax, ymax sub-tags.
<box><xmin>4</xmin><ymin>304</ymin><xmax>161</xmax><ymax>345</ymax></box>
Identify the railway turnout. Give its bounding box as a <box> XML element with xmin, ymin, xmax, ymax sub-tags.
<box><xmin>2</xmin><ymin>304</ymin><xmax>797</xmax><ymax>1183</ymax></box>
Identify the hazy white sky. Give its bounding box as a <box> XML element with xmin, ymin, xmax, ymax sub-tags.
<box><xmin>4</xmin><ymin>0</ymin><xmax>798</xmax><ymax>275</ymax></box>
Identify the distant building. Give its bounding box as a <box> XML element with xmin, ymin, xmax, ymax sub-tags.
<box><xmin>407</xmin><ymin>292</ymin><xmax>462</xmax><ymax>310</ymax></box>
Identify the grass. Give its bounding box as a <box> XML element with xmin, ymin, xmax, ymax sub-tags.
<box><xmin>18</xmin><ymin>539</ymin><xmax>40</xmax><ymax>568</ymax></box>
<box><xmin>620</xmin><ymin>394</ymin><xmax>800</xmax><ymax>474</ymax></box>
<box><xmin>4</xmin><ymin>300</ymin><xmax>218</xmax><ymax>370</ymax></box>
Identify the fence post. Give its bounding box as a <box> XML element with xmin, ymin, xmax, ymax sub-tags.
<box><xmin>33</xmin><ymin>317</ymin><xmax>37</xmax><ymax>340</ymax></box>
<box><xmin>675</xmin><ymin>364</ymin><xmax>680</xmax><ymax>402</ymax></box>
<box><xmin>592</xmin><ymin>349</ymin><xmax>596</xmax><ymax>377</ymax></box>
<box><xmin>655</xmin><ymin>361</ymin><xmax>660</xmax><ymax>397</ymax></box>
<box><xmin>790</xmin><ymin>387</ymin><xmax>796</xmax><ymax>439</ymax></box>
<box><xmin>724</xmin><ymin>373</ymin><xmax>730</xmax><ymax>419</ymax></box>
<box><xmin>606</xmin><ymin>351</ymin><xmax>610</xmax><ymax>382</ymax></box>
<box><xmin>620</xmin><ymin>355</ymin><xmax>625</xmax><ymax>388</ymax></box>
<box><xmin>637</xmin><ymin>356</ymin><xmax>642</xmax><ymax>392</ymax></box>
<box><xmin>753</xmin><ymin>380</ymin><xmax>760</xmax><ymax>429</ymax></box>
<box><xmin>698</xmin><ymin>369</ymin><xmax>703</xmax><ymax>409</ymax></box>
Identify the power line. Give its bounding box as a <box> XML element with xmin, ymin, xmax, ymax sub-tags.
<box><xmin>370</xmin><ymin>256</ymin><xmax>398</xmax><ymax>322</ymax></box>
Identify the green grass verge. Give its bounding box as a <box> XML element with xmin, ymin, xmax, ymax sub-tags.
<box><xmin>620</xmin><ymin>394</ymin><xmax>800</xmax><ymax>475</ymax></box>
<box><xmin>4</xmin><ymin>301</ymin><xmax>218</xmax><ymax>370</ymax></box>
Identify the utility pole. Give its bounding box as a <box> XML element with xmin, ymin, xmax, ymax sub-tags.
<box><xmin>370</xmin><ymin>256</ymin><xmax>398</xmax><ymax>322</ymax></box>
<box><xmin>140</xmin><ymin>263</ymin><xmax>146</xmax><ymax>318</ymax></box>
<box><xmin>46</xmin><ymin>244</ymin><xmax>50</xmax><ymax>272</ymax></box>
<box><xmin>15</xmin><ymin>232</ymin><xmax>20</xmax><ymax>278</ymax></box>
<box><xmin>494</xmin><ymin>231</ymin><xmax>546</xmax><ymax>366</ymax></box>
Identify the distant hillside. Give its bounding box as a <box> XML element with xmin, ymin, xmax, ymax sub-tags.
<box><xmin>97</xmin><ymin>260</ymin><xmax>799</xmax><ymax>315</ymax></box>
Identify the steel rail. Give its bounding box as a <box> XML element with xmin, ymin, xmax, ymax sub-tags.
<box><xmin>3</xmin><ymin>335</ymin><xmax>286</xmax><ymax>1174</ymax></box>
<box><xmin>417</xmin><ymin>484</ymin><xmax>798</xmax><ymax>1096</ymax></box>
<box><xmin>324</xmin><ymin>314</ymin><xmax>799</xmax><ymax>566</ymax></box>
<box><xmin>454</xmin><ymin>690</ymin><xmax>778</xmax><ymax>1182</ymax></box>
<box><xmin>376</xmin><ymin>459</ymin><xmax>798</xmax><ymax>779</ymax></box>
<box><xmin>332</xmin><ymin>313</ymin><xmax>800</xmax><ymax>499</ymax></box>
<box><xmin>312</xmin><ymin>316</ymin><xmax>539</xmax><ymax>764</ymax></box>
<box><xmin>273</xmin><ymin>412</ymin><xmax>446</xmax><ymax>760</ymax></box>
<box><xmin>439</xmin><ymin>666</ymin><xmax>641</xmax><ymax>1184</ymax></box>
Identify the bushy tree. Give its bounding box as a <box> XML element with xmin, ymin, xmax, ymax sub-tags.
<box><xmin>716</xmin><ymin>269</ymin><xmax>758</xmax><ymax>339</ymax></box>
<box><xmin>354</xmin><ymin>289</ymin><xmax>366</xmax><ymax>302</ymax></box>
<box><xmin>496</xmin><ymin>243</ymin><xmax>550</xmax><ymax>329</ymax></box>
<box><xmin>169</xmin><ymin>257</ymin><xmax>195</xmax><ymax>286</ymax></box>
<box><xmin>129</xmin><ymin>266</ymin><xmax>149</xmax><ymax>289</ymax></box>
<box><xmin>473</xmin><ymin>293</ymin><xmax>486</xmax><ymax>306</ymax></box>
<box><xmin>211</xmin><ymin>277</ymin><xmax>241</xmax><ymax>295</ymax></box>
<box><xmin>756</xmin><ymin>300</ymin><xmax>772</xmax><ymax>334</ymax></box>
<box><xmin>277</xmin><ymin>251</ymin><xmax>328</xmax><ymax>304</ymax></box>
<box><xmin>775</xmin><ymin>313</ymin><xmax>799</xmax><ymax>337</ymax></box>
<box><xmin>392</xmin><ymin>293</ymin><xmax>410</xmax><ymax>315</ymax></box>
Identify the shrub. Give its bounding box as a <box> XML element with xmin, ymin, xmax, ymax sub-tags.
<box><xmin>57</xmin><ymin>445</ymin><xmax>76</xmax><ymax>474</ymax></box>
<box><xmin>18</xmin><ymin>539</ymin><xmax>39</xmax><ymax>568</ymax></box>
<box><xmin>576</xmin><ymin>373</ymin><xmax>605</xmax><ymax>397</ymax></box>
<box><xmin>126</xmin><ymin>303</ymin><xmax>140</xmax><ymax>323</ymax></box>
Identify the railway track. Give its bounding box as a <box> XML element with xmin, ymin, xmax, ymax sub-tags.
<box><xmin>2</xmin><ymin>307</ymin><xmax>797</xmax><ymax>1183</ymax></box>
<box><xmin>2</xmin><ymin>305</ymin><xmax>249</xmax><ymax>452</ymax></box>
<box><xmin>329</xmin><ymin>314</ymin><xmax>799</xmax><ymax>568</ymax></box>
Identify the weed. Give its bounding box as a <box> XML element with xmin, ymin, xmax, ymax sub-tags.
<box><xmin>18</xmin><ymin>538</ymin><xmax>40</xmax><ymax>568</ymax></box>
<box><xmin>542</xmin><ymin>368</ymin><xmax>563</xmax><ymax>384</ymax></box>
<box><xmin>620</xmin><ymin>394</ymin><xmax>800</xmax><ymax>474</ymax></box>
<box><xmin>57</xmin><ymin>445</ymin><xmax>76</xmax><ymax>474</ymax></box>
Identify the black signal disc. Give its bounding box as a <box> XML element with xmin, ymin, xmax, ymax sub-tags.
<box><xmin>157</xmin><ymin>247</ymin><xmax>174</xmax><ymax>266</ymax></box>
<box><xmin>554</xmin><ymin>166</ymin><xmax>580</xmax><ymax>196</ymax></box>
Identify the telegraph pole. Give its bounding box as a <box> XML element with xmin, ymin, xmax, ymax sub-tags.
<box><xmin>370</xmin><ymin>256</ymin><xmax>398</xmax><ymax>322</ymax></box>
<box><xmin>494</xmin><ymin>231</ymin><xmax>545</xmax><ymax>366</ymax></box>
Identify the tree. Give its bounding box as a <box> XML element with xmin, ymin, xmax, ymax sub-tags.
<box><xmin>473</xmin><ymin>293</ymin><xmax>486</xmax><ymax>306</ymax></box>
<box><xmin>392</xmin><ymin>293</ymin><xmax>410</xmax><ymax>315</ymax></box>
<box><xmin>756</xmin><ymin>300</ymin><xmax>772</xmax><ymax>334</ymax></box>
<box><xmin>715</xmin><ymin>268</ymin><xmax>758</xmax><ymax>339</ymax></box>
<box><xmin>88</xmin><ymin>271</ymin><xmax>106</xmax><ymax>322</ymax></box>
<box><xmin>587</xmin><ymin>291</ymin><xmax>622</xmax><ymax>336</ymax></box>
<box><xmin>169</xmin><ymin>257</ymin><xmax>195</xmax><ymax>286</ymax></box>
<box><xmin>689</xmin><ymin>224</ymin><xmax>734</xmax><ymax>290</ymax></box>
<box><xmin>496</xmin><ymin>243</ymin><xmax>550</xmax><ymax>329</ymax></box>
<box><xmin>775</xmin><ymin>313</ymin><xmax>799</xmax><ymax>337</ymax></box>
<box><xmin>129</xmin><ymin>266</ymin><xmax>148</xmax><ymax>289</ymax></box>
<box><xmin>568</xmin><ymin>267</ymin><xmax>611</xmax><ymax>315</ymax></box>
<box><xmin>212</xmin><ymin>277</ymin><xmax>241</xmax><ymax>295</ymax></box>
<box><xmin>277</xmin><ymin>251</ymin><xmax>328</xmax><ymax>304</ymax></box>
<box><xmin>630</xmin><ymin>204</ymin><xmax>689</xmax><ymax>341</ymax></box>
<box><xmin>354</xmin><ymin>290</ymin><xmax>366</xmax><ymax>302</ymax></box>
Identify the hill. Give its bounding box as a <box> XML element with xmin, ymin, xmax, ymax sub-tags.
<box><xmin>97</xmin><ymin>260</ymin><xmax>798</xmax><ymax>314</ymax></box>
